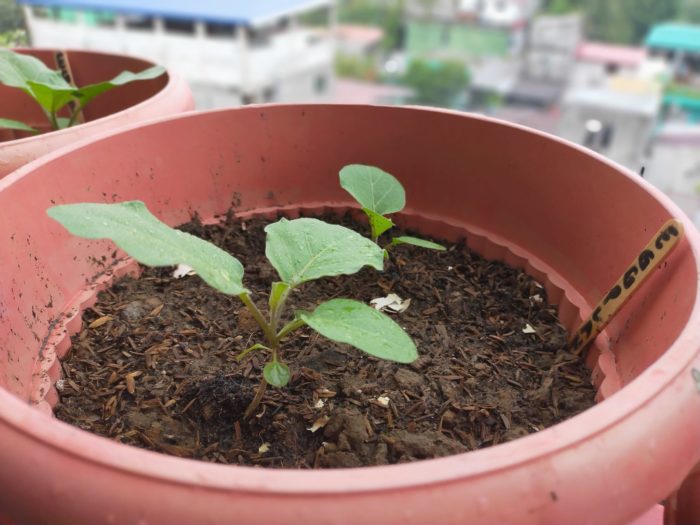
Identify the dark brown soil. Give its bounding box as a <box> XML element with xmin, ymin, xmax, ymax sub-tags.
<box><xmin>55</xmin><ymin>211</ymin><xmax>595</xmax><ymax>468</ymax></box>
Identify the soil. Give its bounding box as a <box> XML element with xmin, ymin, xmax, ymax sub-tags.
<box><xmin>55</xmin><ymin>211</ymin><xmax>596</xmax><ymax>468</ymax></box>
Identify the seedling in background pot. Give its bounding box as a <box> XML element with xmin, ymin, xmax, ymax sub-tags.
<box><xmin>47</xmin><ymin>201</ymin><xmax>417</xmax><ymax>419</ymax></box>
<box><xmin>0</xmin><ymin>49</ymin><xmax>165</xmax><ymax>133</ymax></box>
<box><xmin>339</xmin><ymin>164</ymin><xmax>446</xmax><ymax>253</ymax></box>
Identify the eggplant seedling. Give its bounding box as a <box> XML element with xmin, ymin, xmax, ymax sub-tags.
<box><xmin>339</xmin><ymin>164</ymin><xmax>446</xmax><ymax>252</ymax></box>
<box><xmin>0</xmin><ymin>49</ymin><xmax>165</xmax><ymax>133</ymax></box>
<box><xmin>47</xmin><ymin>201</ymin><xmax>417</xmax><ymax>418</ymax></box>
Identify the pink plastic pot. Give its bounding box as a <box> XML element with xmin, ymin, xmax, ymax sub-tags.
<box><xmin>1</xmin><ymin>105</ymin><xmax>699</xmax><ymax>525</ymax></box>
<box><xmin>0</xmin><ymin>48</ymin><xmax>194</xmax><ymax>178</ymax></box>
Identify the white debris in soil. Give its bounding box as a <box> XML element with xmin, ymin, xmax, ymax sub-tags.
<box><xmin>376</xmin><ymin>395</ymin><xmax>391</xmax><ymax>408</ymax></box>
<box><xmin>173</xmin><ymin>263</ymin><xmax>196</xmax><ymax>278</ymax></box>
<box><xmin>370</xmin><ymin>293</ymin><xmax>411</xmax><ymax>313</ymax></box>
<box><xmin>522</xmin><ymin>323</ymin><xmax>537</xmax><ymax>334</ymax></box>
<box><xmin>307</xmin><ymin>415</ymin><xmax>331</xmax><ymax>433</ymax></box>
<box><xmin>314</xmin><ymin>399</ymin><xmax>325</xmax><ymax>409</ymax></box>
<box><xmin>258</xmin><ymin>442</ymin><xmax>270</xmax><ymax>454</ymax></box>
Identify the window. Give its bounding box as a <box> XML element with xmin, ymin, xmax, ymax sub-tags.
<box><xmin>583</xmin><ymin>119</ymin><xmax>615</xmax><ymax>151</ymax></box>
<box><xmin>247</xmin><ymin>27</ymin><xmax>271</xmax><ymax>48</ymax></box>
<box><xmin>314</xmin><ymin>75</ymin><xmax>328</xmax><ymax>94</ymax></box>
<box><xmin>205</xmin><ymin>22</ymin><xmax>236</xmax><ymax>38</ymax></box>
<box><xmin>125</xmin><ymin>15</ymin><xmax>154</xmax><ymax>30</ymax></box>
<box><xmin>164</xmin><ymin>18</ymin><xmax>195</xmax><ymax>35</ymax></box>
<box><xmin>241</xmin><ymin>94</ymin><xmax>256</xmax><ymax>105</ymax></box>
<box><xmin>262</xmin><ymin>87</ymin><xmax>277</xmax><ymax>102</ymax></box>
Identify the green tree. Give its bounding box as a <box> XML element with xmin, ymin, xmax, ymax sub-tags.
<box><xmin>338</xmin><ymin>0</ymin><xmax>404</xmax><ymax>51</ymax></box>
<box><xmin>543</xmin><ymin>0</ymin><xmax>585</xmax><ymax>15</ymax></box>
<box><xmin>680</xmin><ymin>0</ymin><xmax>700</xmax><ymax>23</ymax></box>
<box><xmin>0</xmin><ymin>0</ymin><xmax>24</xmax><ymax>33</ymax></box>
<box><xmin>584</xmin><ymin>0</ymin><xmax>680</xmax><ymax>45</ymax></box>
<box><xmin>402</xmin><ymin>58</ymin><xmax>469</xmax><ymax>108</ymax></box>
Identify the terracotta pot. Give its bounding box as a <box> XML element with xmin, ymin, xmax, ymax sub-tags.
<box><xmin>0</xmin><ymin>48</ymin><xmax>194</xmax><ymax>178</ymax></box>
<box><xmin>1</xmin><ymin>105</ymin><xmax>699</xmax><ymax>525</ymax></box>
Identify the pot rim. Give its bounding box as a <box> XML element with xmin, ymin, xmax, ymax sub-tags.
<box><xmin>2</xmin><ymin>103</ymin><xmax>699</xmax><ymax>494</ymax></box>
<box><xmin>0</xmin><ymin>47</ymin><xmax>181</xmax><ymax>148</ymax></box>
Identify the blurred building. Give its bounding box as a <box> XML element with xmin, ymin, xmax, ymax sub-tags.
<box><xmin>19</xmin><ymin>0</ymin><xmax>337</xmax><ymax>108</ymax></box>
<box><xmin>571</xmin><ymin>42</ymin><xmax>647</xmax><ymax>89</ymax></box>
<box><xmin>646</xmin><ymin>23</ymin><xmax>700</xmax><ymax>123</ymax></box>
<box><xmin>471</xmin><ymin>13</ymin><xmax>580</xmax><ymax>109</ymax></box>
<box><xmin>558</xmin><ymin>77</ymin><xmax>661</xmax><ymax>171</ymax></box>
<box><xmin>646</xmin><ymin>124</ymin><xmax>700</xmax><ymax>224</ymax></box>
<box><xmin>335</xmin><ymin>24</ymin><xmax>383</xmax><ymax>59</ymax></box>
<box><xmin>404</xmin><ymin>0</ymin><xmax>541</xmax><ymax>61</ymax></box>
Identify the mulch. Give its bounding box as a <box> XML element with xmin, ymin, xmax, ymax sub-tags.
<box><xmin>55</xmin><ymin>211</ymin><xmax>595</xmax><ymax>468</ymax></box>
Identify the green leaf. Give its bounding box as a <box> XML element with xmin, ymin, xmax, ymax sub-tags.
<box><xmin>0</xmin><ymin>48</ymin><xmax>72</xmax><ymax>91</ymax></box>
<box><xmin>236</xmin><ymin>343</ymin><xmax>270</xmax><ymax>362</ymax></box>
<box><xmin>363</xmin><ymin>208</ymin><xmax>393</xmax><ymax>240</ymax></box>
<box><xmin>264</xmin><ymin>360</ymin><xmax>290</xmax><ymax>387</ymax></box>
<box><xmin>0</xmin><ymin>49</ymin><xmax>75</xmax><ymax>113</ymax></box>
<box><xmin>0</xmin><ymin>117</ymin><xmax>37</xmax><ymax>133</ymax></box>
<box><xmin>391</xmin><ymin>236</ymin><xmax>446</xmax><ymax>251</ymax></box>
<box><xmin>26</xmin><ymin>80</ymin><xmax>77</xmax><ymax>114</ymax></box>
<box><xmin>47</xmin><ymin>201</ymin><xmax>248</xmax><ymax>296</ymax></box>
<box><xmin>339</xmin><ymin>164</ymin><xmax>406</xmax><ymax>215</ymax></box>
<box><xmin>299</xmin><ymin>299</ymin><xmax>418</xmax><ymax>363</ymax></box>
<box><xmin>269</xmin><ymin>281</ymin><xmax>291</xmax><ymax>311</ymax></box>
<box><xmin>265</xmin><ymin>218</ymin><xmax>384</xmax><ymax>287</ymax></box>
<box><xmin>74</xmin><ymin>65</ymin><xmax>165</xmax><ymax>108</ymax></box>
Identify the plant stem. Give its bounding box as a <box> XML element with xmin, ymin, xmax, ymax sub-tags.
<box><xmin>277</xmin><ymin>318</ymin><xmax>306</xmax><ymax>340</ymax></box>
<box><xmin>238</xmin><ymin>292</ymin><xmax>277</xmax><ymax>347</ymax></box>
<box><xmin>47</xmin><ymin>110</ymin><xmax>59</xmax><ymax>131</ymax></box>
<box><xmin>66</xmin><ymin>102</ymin><xmax>86</xmax><ymax>128</ymax></box>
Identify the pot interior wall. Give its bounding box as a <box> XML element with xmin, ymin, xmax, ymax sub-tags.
<box><xmin>0</xmin><ymin>49</ymin><xmax>168</xmax><ymax>141</ymax></box>
<box><xmin>0</xmin><ymin>105</ymin><xmax>696</xmax><ymax>401</ymax></box>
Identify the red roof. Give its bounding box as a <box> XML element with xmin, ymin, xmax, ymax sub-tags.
<box><xmin>335</xmin><ymin>24</ymin><xmax>384</xmax><ymax>46</ymax></box>
<box><xmin>577</xmin><ymin>41</ymin><xmax>647</xmax><ymax>67</ymax></box>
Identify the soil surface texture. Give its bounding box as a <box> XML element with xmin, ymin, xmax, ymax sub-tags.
<box><xmin>55</xmin><ymin>211</ymin><xmax>596</xmax><ymax>468</ymax></box>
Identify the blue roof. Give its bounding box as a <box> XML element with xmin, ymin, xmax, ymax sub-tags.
<box><xmin>18</xmin><ymin>0</ymin><xmax>331</xmax><ymax>26</ymax></box>
<box><xmin>645</xmin><ymin>23</ymin><xmax>700</xmax><ymax>54</ymax></box>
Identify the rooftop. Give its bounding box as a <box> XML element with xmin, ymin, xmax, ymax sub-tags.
<box><xmin>17</xmin><ymin>0</ymin><xmax>331</xmax><ymax>26</ymax></box>
<box><xmin>563</xmin><ymin>86</ymin><xmax>660</xmax><ymax>116</ymax></box>
<box><xmin>645</xmin><ymin>23</ymin><xmax>700</xmax><ymax>54</ymax></box>
<box><xmin>577</xmin><ymin>41</ymin><xmax>647</xmax><ymax>67</ymax></box>
<box><xmin>335</xmin><ymin>24</ymin><xmax>383</xmax><ymax>46</ymax></box>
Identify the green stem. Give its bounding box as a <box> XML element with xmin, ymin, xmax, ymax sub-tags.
<box><xmin>48</xmin><ymin>110</ymin><xmax>59</xmax><ymax>131</ymax></box>
<box><xmin>276</xmin><ymin>318</ymin><xmax>306</xmax><ymax>340</ymax></box>
<box><xmin>238</xmin><ymin>292</ymin><xmax>277</xmax><ymax>347</ymax></box>
<box><xmin>66</xmin><ymin>101</ymin><xmax>86</xmax><ymax>128</ymax></box>
<box><xmin>269</xmin><ymin>287</ymin><xmax>290</xmax><ymax>335</ymax></box>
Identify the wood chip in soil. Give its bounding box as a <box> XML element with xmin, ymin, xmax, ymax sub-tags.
<box><xmin>55</xmin><ymin>211</ymin><xmax>596</xmax><ymax>469</ymax></box>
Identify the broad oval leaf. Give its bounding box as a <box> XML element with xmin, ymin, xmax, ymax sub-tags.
<box><xmin>47</xmin><ymin>201</ymin><xmax>248</xmax><ymax>296</ymax></box>
<box><xmin>264</xmin><ymin>360</ymin><xmax>291</xmax><ymax>387</ymax></box>
<box><xmin>75</xmin><ymin>65</ymin><xmax>166</xmax><ymax>108</ymax></box>
<box><xmin>0</xmin><ymin>117</ymin><xmax>37</xmax><ymax>133</ymax></box>
<box><xmin>299</xmin><ymin>299</ymin><xmax>417</xmax><ymax>363</ymax></box>
<box><xmin>0</xmin><ymin>49</ymin><xmax>75</xmax><ymax>113</ymax></box>
<box><xmin>0</xmin><ymin>48</ymin><xmax>72</xmax><ymax>91</ymax></box>
<box><xmin>392</xmin><ymin>235</ymin><xmax>446</xmax><ymax>251</ymax></box>
<box><xmin>265</xmin><ymin>218</ymin><xmax>384</xmax><ymax>287</ymax></box>
<box><xmin>340</xmin><ymin>164</ymin><xmax>406</xmax><ymax>215</ymax></box>
<box><xmin>363</xmin><ymin>208</ymin><xmax>393</xmax><ymax>239</ymax></box>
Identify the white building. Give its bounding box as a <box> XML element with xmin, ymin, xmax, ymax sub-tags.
<box><xmin>19</xmin><ymin>0</ymin><xmax>336</xmax><ymax>108</ymax></box>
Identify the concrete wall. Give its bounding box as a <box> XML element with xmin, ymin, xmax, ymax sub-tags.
<box><xmin>558</xmin><ymin>103</ymin><xmax>655</xmax><ymax>171</ymax></box>
<box><xmin>23</xmin><ymin>6</ymin><xmax>335</xmax><ymax>107</ymax></box>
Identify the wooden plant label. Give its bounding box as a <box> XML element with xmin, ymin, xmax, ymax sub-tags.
<box><xmin>569</xmin><ymin>219</ymin><xmax>684</xmax><ymax>355</ymax></box>
<box><xmin>54</xmin><ymin>50</ymin><xmax>85</xmax><ymax>125</ymax></box>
